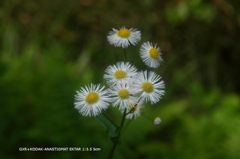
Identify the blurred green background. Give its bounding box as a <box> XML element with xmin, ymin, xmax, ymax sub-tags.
<box><xmin>0</xmin><ymin>0</ymin><xmax>240</xmax><ymax>159</ymax></box>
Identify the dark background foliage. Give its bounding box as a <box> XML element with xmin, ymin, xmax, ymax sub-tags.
<box><xmin>0</xmin><ymin>0</ymin><xmax>239</xmax><ymax>159</ymax></box>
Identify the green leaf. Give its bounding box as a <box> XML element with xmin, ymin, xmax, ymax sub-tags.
<box><xmin>95</xmin><ymin>114</ymin><xmax>120</xmax><ymax>138</ymax></box>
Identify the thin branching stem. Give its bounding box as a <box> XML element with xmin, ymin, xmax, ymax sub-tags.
<box><xmin>141</xmin><ymin>114</ymin><xmax>153</xmax><ymax>121</ymax></box>
<box><xmin>108</xmin><ymin>108</ymin><xmax>127</xmax><ymax>159</ymax></box>
<box><xmin>124</xmin><ymin>48</ymin><xmax>127</xmax><ymax>61</ymax></box>
<box><xmin>120</xmin><ymin>119</ymin><xmax>131</xmax><ymax>136</ymax></box>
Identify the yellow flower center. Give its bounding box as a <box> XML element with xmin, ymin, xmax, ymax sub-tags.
<box><xmin>114</xmin><ymin>70</ymin><xmax>127</xmax><ymax>80</ymax></box>
<box><xmin>128</xmin><ymin>102</ymin><xmax>138</xmax><ymax>113</ymax></box>
<box><xmin>149</xmin><ymin>48</ymin><xmax>159</xmax><ymax>59</ymax></box>
<box><xmin>85</xmin><ymin>92</ymin><xmax>99</xmax><ymax>104</ymax></box>
<box><xmin>117</xmin><ymin>29</ymin><xmax>131</xmax><ymax>38</ymax></box>
<box><xmin>118</xmin><ymin>89</ymin><xmax>130</xmax><ymax>99</ymax></box>
<box><xmin>142</xmin><ymin>82</ymin><xmax>154</xmax><ymax>93</ymax></box>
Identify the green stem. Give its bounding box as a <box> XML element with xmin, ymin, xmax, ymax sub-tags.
<box><xmin>108</xmin><ymin>108</ymin><xmax>127</xmax><ymax>159</ymax></box>
<box><xmin>141</xmin><ymin>114</ymin><xmax>153</xmax><ymax>121</ymax></box>
<box><xmin>120</xmin><ymin>119</ymin><xmax>131</xmax><ymax>136</ymax></box>
<box><xmin>132</xmin><ymin>59</ymin><xmax>142</xmax><ymax>64</ymax></box>
<box><xmin>124</xmin><ymin>48</ymin><xmax>127</xmax><ymax>61</ymax></box>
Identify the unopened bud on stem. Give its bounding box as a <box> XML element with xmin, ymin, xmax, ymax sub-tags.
<box><xmin>153</xmin><ymin>117</ymin><xmax>161</xmax><ymax>126</ymax></box>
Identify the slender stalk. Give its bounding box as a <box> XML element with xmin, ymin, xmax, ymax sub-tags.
<box><xmin>124</xmin><ymin>48</ymin><xmax>127</xmax><ymax>61</ymax></box>
<box><xmin>108</xmin><ymin>108</ymin><xmax>127</xmax><ymax>159</ymax></box>
<box><xmin>108</xmin><ymin>140</ymin><xmax>117</xmax><ymax>159</ymax></box>
<box><xmin>120</xmin><ymin>119</ymin><xmax>131</xmax><ymax>136</ymax></box>
<box><xmin>141</xmin><ymin>114</ymin><xmax>153</xmax><ymax>121</ymax></box>
<box><xmin>132</xmin><ymin>59</ymin><xmax>142</xmax><ymax>64</ymax></box>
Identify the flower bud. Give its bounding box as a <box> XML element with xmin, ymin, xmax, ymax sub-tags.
<box><xmin>154</xmin><ymin>117</ymin><xmax>161</xmax><ymax>126</ymax></box>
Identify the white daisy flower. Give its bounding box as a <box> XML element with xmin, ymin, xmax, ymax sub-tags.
<box><xmin>108</xmin><ymin>81</ymin><xmax>138</xmax><ymax>110</ymax></box>
<box><xmin>104</xmin><ymin>62</ymin><xmax>138</xmax><ymax>86</ymax></box>
<box><xmin>107</xmin><ymin>26</ymin><xmax>141</xmax><ymax>48</ymax></box>
<box><xmin>140</xmin><ymin>42</ymin><xmax>163</xmax><ymax>68</ymax></box>
<box><xmin>74</xmin><ymin>84</ymin><xmax>111</xmax><ymax>117</ymax></box>
<box><xmin>123</xmin><ymin>102</ymin><xmax>143</xmax><ymax>120</ymax></box>
<box><xmin>134</xmin><ymin>70</ymin><xmax>165</xmax><ymax>104</ymax></box>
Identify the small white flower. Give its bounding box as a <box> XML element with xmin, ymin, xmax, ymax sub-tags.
<box><xmin>74</xmin><ymin>84</ymin><xmax>111</xmax><ymax>117</ymax></box>
<box><xmin>104</xmin><ymin>62</ymin><xmax>138</xmax><ymax>86</ymax></box>
<box><xmin>140</xmin><ymin>42</ymin><xmax>163</xmax><ymax>68</ymax></box>
<box><xmin>134</xmin><ymin>70</ymin><xmax>165</xmax><ymax>104</ymax></box>
<box><xmin>123</xmin><ymin>102</ymin><xmax>143</xmax><ymax>120</ymax></box>
<box><xmin>108</xmin><ymin>81</ymin><xmax>138</xmax><ymax>110</ymax></box>
<box><xmin>107</xmin><ymin>26</ymin><xmax>141</xmax><ymax>48</ymax></box>
<box><xmin>154</xmin><ymin>117</ymin><xmax>161</xmax><ymax>126</ymax></box>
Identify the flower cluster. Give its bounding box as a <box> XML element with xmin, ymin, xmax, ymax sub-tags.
<box><xmin>74</xmin><ymin>27</ymin><xmax>165</xmax><ymax>120</ymax></box>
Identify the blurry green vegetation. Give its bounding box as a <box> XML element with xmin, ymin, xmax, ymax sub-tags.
<box><xmin>0</xmin><ymin>0</ymin><xmax>240</xmax><ymax>159</ymax></box>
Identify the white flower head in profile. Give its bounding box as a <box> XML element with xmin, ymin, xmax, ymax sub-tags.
<box><xmin>140</xmin><ymin>42</ymin><xmax>163</xmax><ymax>68</ymax></box>
<box><xmin>123</xmin><ymin>102</ymin><xmax>143</xmax><ymax>120</ymax></box>
<box><xmin>134</xmin><ymin>70</ymin><xmax>165</xmax><ymax>104</ymax></box>
<box><xmin>107</xmin><ymin>26</ymin><xmax>141</xmax><ymax>48</ymax></box>
<box><xmin>104</xmin><ymin>62</ymin><xmax>138</xmax><ymax>86</ymax></box>
<box><xmin>74</xmin><ymin>84</ymin><xmax>111</xmax><ymax>117</ymax></box>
